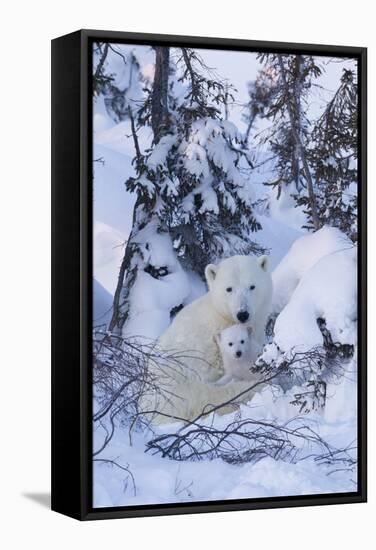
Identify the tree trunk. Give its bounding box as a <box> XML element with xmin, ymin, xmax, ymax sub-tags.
<box><xmin>108</xmin><ymin>198</ymin><xmax>141</xmax><ymax>333</ymax></box>
<box><xmin>277</xmin><ymin>55</ymin><xmax>320</xmax><ymax>231</ymax></box>
<box><xmin>93</xmin><ymin>43</ymin><xmax>109</xmax><ymax>92</ymax></box>
<box><xmin>291</xmin><ymin>55</ymin><xmax>303</xmax><ymax>192</ymax></box>
<box><xmin>245</xmin><ymin>111</ymin><xmax>256</xmax><ymax>144</ymax></box>
<box><xmin>151</xmin><ymin>47</ymin><xmax>170</xmax><ymax>143</ymax></box>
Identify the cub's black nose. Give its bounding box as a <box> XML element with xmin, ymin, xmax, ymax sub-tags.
<box><xmin>237</xmin><ymin>311</ymin><xmax>249</xmax><ymax>323</ymax></box>
<box><xmin>236</xmin><ymin>351</ymin><xmax>242</xmax><ymax>358</ymax></box>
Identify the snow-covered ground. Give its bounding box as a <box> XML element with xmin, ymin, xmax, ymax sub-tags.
<box><xmin>92</xmin><ymin>46</ymin><xmax>358</xmax><ymax>508</ymax></box>
<box><xmin>93</xmin><ymin>226</ymin><xmax>357</xmax><ymax>507</ymax></box>
<box><xmin>93</xmin><ymin>363</ymin><xmax>357</xmax><ymax>507</ymax></box>
<box><xmin>94</xmin><ymin>414</ymin><xmax>356</xmax><ymax>507</ymax></box>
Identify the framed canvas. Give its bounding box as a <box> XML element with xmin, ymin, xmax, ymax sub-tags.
<box><xmin>51</xmin><ymin>29</ymin><xmax>367</xmax><ymax>520</ymax></box>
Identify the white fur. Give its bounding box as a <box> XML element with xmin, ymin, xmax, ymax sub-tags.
<box><xmin>214</xmin><ymin>325</ymin><xmax>255</xmax><ymax>385</ymax></box>
<box><xmin>142</xmin><ymin>255</ymin><xmax>273</xmax><ymax>423</ymax></box>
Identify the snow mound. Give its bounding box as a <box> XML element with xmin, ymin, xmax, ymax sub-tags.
<box><xmin>123</xmin><ymin>219</ymin><xmax>206</xmax><ymax>341</ymax></box>
<box><xmin>259</xmin><ymin>228</ymin><xmax>357</xmax><ymax>426</ymax></box>
<box><xmin>274</xmin><ymin>246</ymin><xmax>357</xmax><ymax>352</ymax></box>
<box><xmin>272</xmin><ymin>226</ymin><xmax>353</xmax><ymax>314</ymax></box>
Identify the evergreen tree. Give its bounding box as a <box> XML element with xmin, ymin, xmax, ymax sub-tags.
<box><xmin>242</xmin><ymin>65</ymin><xmax>278</xmax><ymax>143</ymax></box>
<box><xmin>247</xmin><ymin>56</ymin><xmax>357</xmax><ymax>238</ymax></box>
<box><xmin>108</xmin><ymin>47</ymin><xmax>264</xmax><ymax>334</ymax></box>
<box><xmin>302</xmin><ymin>68</ymin><xmax>358</xmax><ymax>240</ymax></box>
<box><xmin>167</xmin><ymin>48</ymin><xmax>263</xmax><ymax>273</ymax></box>
<box><xmin>252</xmin><ymin>54</ymin><xmax>322</xmax><ymax>229</ymax></box>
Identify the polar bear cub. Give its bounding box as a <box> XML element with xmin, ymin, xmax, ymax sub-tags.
<box><xmin>215</xmin><ymin>324</ymin><xmax>255</xmax><ymax>385</ymax></box>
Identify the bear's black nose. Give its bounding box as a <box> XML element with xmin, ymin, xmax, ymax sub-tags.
<box><xmin>237</xmin><ymin>311</ymin><xmax>249</xmax><ymax>323</ymax></box>
<box><xmin>236</xmin><ymin>351</ymin><xmax>242</xmax><ymax>358</ymax></box>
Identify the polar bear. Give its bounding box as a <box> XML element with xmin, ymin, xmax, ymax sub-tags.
<box><xmin>142</xmin><ymin>255</ymin><xmax>273</xmax><ymax>424</ymax></box>
<box><xmin>214</xmin><ymin>325</ymin><xmax>255</xmax><ymax>385</ymax></box>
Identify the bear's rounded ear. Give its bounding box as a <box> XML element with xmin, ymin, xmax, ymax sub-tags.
<box><xmin>257</xmin><ymin>255</ymin><xmax>269</xmax><ymax>272</ymax></box>
<box><xmin>205</xmin><ymin>263</ymin><xmax>218</xmax><ymax>286</ymax></box>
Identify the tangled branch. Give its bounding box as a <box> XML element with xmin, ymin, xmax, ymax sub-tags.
<box><xmin>255</xmin><ymin>317</ymin><xmax>355</xmax><ymax>413</ymax></box>
<box><xmin>145</xmin><ymin>321</ymin><xmax>355</xmax><ymax>466</ymax></box>
<box><xmin>146</xmin><ymin>413</ymin><xmax>330</xmax><ymax>464</ymax></box>
<box><xmin>93</xmin><ymin>328</ymin><xmax>192</xmax><ymax>453</ymax></box>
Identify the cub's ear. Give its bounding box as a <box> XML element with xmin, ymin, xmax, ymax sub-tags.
<box><xmin>257</xmin><ymin>255</ymin><xmax>269</xmax><ymax>272</ymax></box>
<box><xmin>205</xmin><ymin>263</ymin><xmax>218</xmax><ymax>286</ymax></box>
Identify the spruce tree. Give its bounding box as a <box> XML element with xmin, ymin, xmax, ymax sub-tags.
<box><xmin>108</xmin><ymin>47</ymin><xmax>264</xmax><ymax>334</ymax></box>
<box><xmin>253</xmin><ymin>54</ymin><xmax>322</xmax><ymax>229</ymax></box>
<box><xmin>242</xmin><ymin>65</ymin><xmax>278</xmax><ymax>143</ymax></box>
<box><xmin>303</xmin><ymin>68</ymin><xmax>358</xmax><ymax>240</ymax></box>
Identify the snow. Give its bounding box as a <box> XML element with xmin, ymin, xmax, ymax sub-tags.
<box><xmin>258</xmin><ymin>227</ymin><xmax>357</xmax><ymax>428</ymax></box>
<box><xmin>92</xmin><ymin>45</ymin><xmax>358</xmax><ymax>508</ymax></box>
<box><xmin>135</xmin><ymin>175</ymin><xmax>156</xmax><ymax>198</ymax></box>
<box><xmin>147</xmin><ymin>134</ymin><xmax>176</xmax><ymax>169</ymax></box>
<box><xmin>268</xmin><ymin>184</ymin><xmax>307</xmax><ymax>231</ymax></box>
<box><xmin>182</xmin><ymin>181</ymin><xmax>219</xmax><ymax>215</ymax></box>
<box><xmin>93</xmin><ymin>95</ymin><xmax>116</xmax><ymax>133</ymax></box>
<box><xmin>184</xmin><ymin>142</ymin><xmax>210</xmax><ymax>178</ymax></box>
<box><xmin>274</xmin><ymin>246</ymin><xmax>357</xmax><ymax>351</ymax></box>
<box><xmin>123</xmin><ymin>219</ymin><xmax>206</xmax><ymax>340</ymax></box>
<box><xmin>182</xmin><ymin>118</ymin><xmax>246</xmax><ymax>190</ymax></box>
<box><xmin>94</xmin><ymin>224</ymin><xmax>357</xmax><ymax>507</ymax></box>
<box><xmin>256</xmin><ymin>213</ymin><xmax>303</xmax><ymax>270</ymax></box>
<box><xmin>93</xmin><ymin>278</ymin><xmax>113</xmax><ymax>325</ymax></box>
<box><xmin>93</xmin><ymin>390</ymin><xmax>357</xmax><ymax>507</ymax></box>
<box><xmin>93</xmin><ymin>143</ymin><xmax>135</xmax><ymax>236</ymax></box>
<box><xmin>272</xmin><ymin>225</ymin><xmax>353</xmax><ymax>313</ymax></box>
<box><xmin>93</xmin><ymin>221</ymin><xmax>125</xmax><ymax>295</ymax></box>
<box><xmin>93</xmin><ymin>224</ymin><xmax>358</xmax><ymax>507</ymax></box>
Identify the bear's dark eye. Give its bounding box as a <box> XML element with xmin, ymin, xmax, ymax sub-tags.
<box><xmin>228</xmin><ymin>342</ymin><xmax>233</xmax><ymax>347</ymax></box>
<box><xmin>250</xmin><ymin>284</ymin><xmax>255</xmax><ymax>290</ymax></box>
<box><xmin>226</xmin><ymin>287</ymin><xmax>232</xmax><ymax>293</ymax></box>
<box><xmin>240</xmin><ymin>340</ymin><xmax>244</xmax><ymax>344</ymax></box>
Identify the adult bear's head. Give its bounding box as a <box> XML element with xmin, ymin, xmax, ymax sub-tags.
<box><xmin>205</xmin><ymin>255</ymin><xmax>272</xmax><ymax>325</ymax></box>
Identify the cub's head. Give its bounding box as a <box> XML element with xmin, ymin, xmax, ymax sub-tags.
<box><xmin>205</xmin><ymin>255</ymin><xmax>271</xmax><ymax>325</ymax></box>
<box><xmin>215</xmin><ymin>324</ymin><xmax>253</xmax><ymax>361</ymax></box>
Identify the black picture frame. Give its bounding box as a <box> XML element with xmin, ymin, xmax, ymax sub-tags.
<box><xmin>51</xmin><ymin>29</ymin><xmax>367</xmax><ymax>521</ymax></box>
